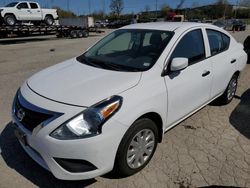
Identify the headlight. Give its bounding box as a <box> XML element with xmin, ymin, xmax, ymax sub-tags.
<box><xmin>50</xmin><ymin>96</ymin><xmax>123</xmax><ymax>140</ymax></box>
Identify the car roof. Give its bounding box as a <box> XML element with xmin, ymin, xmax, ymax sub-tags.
<box><xmin>122</xmin><ymin>22</ymin><xmax>216</xmax><ymax>32</ymax></box>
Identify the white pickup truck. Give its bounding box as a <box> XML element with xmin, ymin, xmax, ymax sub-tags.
<box><xmin>0</xmin><ymin>1</ymin><xmax>58</xmax><ymax>26</ymax></box>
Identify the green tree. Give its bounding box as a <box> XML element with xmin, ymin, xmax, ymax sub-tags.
<box><xmin>110</xmin><ymin>0</ymin><xmax>124</xmax><ymax>17</ymax></box>
<box><xmin>92</xmin><ymin>10</ymin><xmax>105</xmax><ymax>20</ymax></box>
<box><xmin>161</xmin><ymin>4</ymin><xmax>171</xmax><ymax>17</ymax></box>
<box><xmin>213</xmin><ymin>0</ymin><xmax>231</xmax><ymax>19</ymax></box>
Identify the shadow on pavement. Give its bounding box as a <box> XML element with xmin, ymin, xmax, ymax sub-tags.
<box><xmin>230</xmin><ymin>89</ymin><xmax>250</xmax><ymax>139</ymax></box>
<box><xmin>0</xmin><ymin>122</ymin><xmax>96</xmax><ymax>188</ymax></box>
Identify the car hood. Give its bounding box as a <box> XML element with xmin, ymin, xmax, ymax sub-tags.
<box><xmin>27</xmin><ymin>58</ymin><xmax>141</xmax><ymax>107</ymax></box>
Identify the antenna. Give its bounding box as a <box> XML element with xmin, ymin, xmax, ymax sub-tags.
<box><xmin>103</xmin><ymin>0</ymin><xmax>106</xmax><ymax>15</ymax></box>
<box><xmin>88</xmin><ymin>0</ymin><xmax>91</xmax><ymax>15</ymax></box>
<box><xmin>155</xmin><ymin>0</ymin><xmax>158</xmax><ymax>18</ymax></box>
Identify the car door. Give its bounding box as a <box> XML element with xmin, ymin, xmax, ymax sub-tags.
<box><xmin>164</xmin><ymin>28</ymin><xmax>212</xmax><ymax>126</ymax></box>
<box><xmin>205</xmin><ymin>29</ymin><xmax>236</xmax><ymax>98</ymax></box>
<box><xmin>29</xmin><ymin>2</ymin><xmax>42</xmax><ymax>21</ymax></box>
<box><xmin>16</xmin><ymin>2</ymin><xmax>30</xmax><ymax>20</ymax></box>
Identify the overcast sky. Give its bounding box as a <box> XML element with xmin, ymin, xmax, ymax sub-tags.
<box><xmin>0</xmin><ymin>0</ymin><xmax>239</xmax><ymax>15</ymax></box>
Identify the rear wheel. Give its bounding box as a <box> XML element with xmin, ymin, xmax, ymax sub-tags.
<box><xmin>4</xmin><ymin>15</ymin><xmax>16</xmax><ymax>26</ymax></box>
<box><xmin>77</xmin><ymin>30</ymin><xmax>84</xmax><ymax>38</ymax></box>
<box><xmin>44</xmin><ymin>15</ymin><xmax>54</xmax><ymax>26</ymax></box>
<box><xmin>218</xmin><ymin>75</ymin><xmax>238</xmax><ymax>104</ymax></box>
<box><xmin>70</xmin><ymin>30</ymin><xmax>77</xmax><ymax>38</ymax></box>
<box><xmin>114</xmin><ymin>118</ymin><xmax>158</xmax><ymax>177</ymax></box>
<box><xmin>83</xmin><ymin>31</ymin><xmax>89</xmax><ymax>38</ymax></box>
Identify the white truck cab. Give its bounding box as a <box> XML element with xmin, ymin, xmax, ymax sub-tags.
<box><xmin>0</xmin><ymin>1</ymin><xmax>58</xmax><ymax>26</ymax></box>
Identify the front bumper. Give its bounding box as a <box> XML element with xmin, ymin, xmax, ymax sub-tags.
<box><xmin>12</xmin><ymin>86</ymin><xmax>128</xmax><ymax>180</ymax></box>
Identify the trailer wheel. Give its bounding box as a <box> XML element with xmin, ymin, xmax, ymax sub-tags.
<box><xmin>77</xmin><ymin>30</ymin><xmax>84</xmax><ymax>38</ymax></box>
<box><xmin>4</xmin><ymin>15</ymin><xmax>16</xmax><ymax>26</ymax></box>
<box><xmin>56</xmin><ymin>33</ymin><xmax>63</xmax><ymax>38</ymax></box>
<box><xmin>70</xmin><ymin>30</ymin><xmax>77</xmax><ymax>38</ymax></box>
<box><xmin>83</xmin><ymin>31</ymin><xmax>89</xmax><ymax>38</ymax></box>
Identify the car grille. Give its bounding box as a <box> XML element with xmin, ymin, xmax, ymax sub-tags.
<box><xmin>14</xmin><ymin>92</ymin><xmax>58</xmax><ymax>132</ymax></box>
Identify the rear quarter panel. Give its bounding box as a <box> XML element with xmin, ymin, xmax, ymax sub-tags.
<box><xmin>41</xmin><ymin>9</ymin><xmax>58</xmax><ymax>19</ymax></box>
<box><xmin>233</xmin><ymin>42</ymin><xmax>247</xmax><ymax>73</ymax></box>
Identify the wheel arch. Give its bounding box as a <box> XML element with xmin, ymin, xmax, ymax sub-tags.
<box><xmin>4</xmin><ymin>13</ymin><xmax>16</xmax><ymax>19</ymax></box>
<box><xmin>234</xmin><ymin>70</ymin><xmax>240</xmax><ymax>78</ymax></box>
<box><xmin>135</xmin><ymin>112</ymin><xmax>163</xmax><ymax>143</ymax></box>
<box><xmin>44</xmin><ymin>14</ymin><xmax>54</xmax><ymax>19</ymax></box>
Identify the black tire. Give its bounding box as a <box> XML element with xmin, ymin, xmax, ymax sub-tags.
<box><xmin>218</xmin><ymin>74</ymin><xmax>238</xmax><ymax>105</ymax></box>
<box><xmin>44</xmin><ymin>15</ymin><xmax>54</xmax><ymax>26</ymax></box>
<box><xmin>70</xmin><ymin>30</ymin><xmax>77</xmax><ymax>38</ymax></box>
<box><xmin>4</xmin><ymin>15</ymin><xmax>16</xmax><ymax>26</ymax></box>
<box><xmin>113</xmin><ymin>118</ymin><xmax>159</xmax><ymax>177</ymax></box>
<box><xmin>83</xmin><ymin>31</ymin><xmax>89</xmax><ymax>38</ymax></box>
<box><xmin>77</xmin><ymin>30</ymin><xmax>84</xmax><ymax>38</ymax></box>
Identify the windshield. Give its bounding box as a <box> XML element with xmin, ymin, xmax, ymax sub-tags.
<box><xmin>5</xmin><ymin>2</ymin><xmax>18</xmax><ymax>7</ymax></box>
<box><xmin>77</xmin><ymin>29</ymin><xmax>174</xmax><ymax>72</ymax></box>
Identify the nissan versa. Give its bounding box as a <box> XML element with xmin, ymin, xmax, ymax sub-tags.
<box><xmin>12</xmin><ymin>23</ymin><xmax>247</xmax><ymax>180</ymax></box>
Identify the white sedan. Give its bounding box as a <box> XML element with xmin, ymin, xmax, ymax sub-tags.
<box><xmin>12</xmin><ymin>22</ymin><xmax>247</xmax><ymax>180</ymax></box>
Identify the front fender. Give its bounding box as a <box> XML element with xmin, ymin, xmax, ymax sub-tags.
<box><xmin>113</xmin><ymin>68</ymin><xmax>168</xmax><ymax>134</ymax></box>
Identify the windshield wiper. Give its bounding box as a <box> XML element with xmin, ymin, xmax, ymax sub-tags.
<box><xmin>77</xmin><ymin>56</ymin><xmax>103</xmax><ymax>69</ymax></box>
<box><xmin>77</xmin><ymin>55</ymin><xmax>141</xmax><ymax>72</ymax></box>
<box><xmin>101</xmin><ymin>62</ymin><xmax>127</xmax><ymax>71</ymax></box>
<box><xmin>101</xmin><ymin>61</ymin><xmax>142</xmax><ymax>72</ymax></box>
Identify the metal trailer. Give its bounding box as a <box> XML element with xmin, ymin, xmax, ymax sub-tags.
<box><xmin>0</xmin><ymin>17</ymin><xmax>103</xmax><ymax>39</ymax></box>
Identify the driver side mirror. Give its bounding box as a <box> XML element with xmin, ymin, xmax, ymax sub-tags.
<box><xmin>170</xmin><ymin>58</ymin><xmax>188</xmax><ymax>72</ymax></box>
<box><xmin>17</xmin><ymin>6</ymin><xmax>21</xmax><ymax>10</ymax></box>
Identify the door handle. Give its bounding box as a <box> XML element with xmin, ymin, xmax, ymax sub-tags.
<box><xmin>37</xmin><ymin>10</ymin><xmax>41</xmax><ymax>12</ymax></box>
<box><xmin>27</xmin><ymin>10</ymin><xmax>31</xmax><ymax>12</ymax></box>
<box><xmin>202</xmin><ymin>70</ymin><xmax>210</xmax><ymax>77</ymax></box>
<box><xmin>231</xmin><ymin>59</ymin><xmax>236</xmax><ymax>64</ymax></box>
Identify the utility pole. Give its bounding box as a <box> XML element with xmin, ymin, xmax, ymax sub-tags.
<box><xmin>88</xmin><ymin>0</ymin><xmax>91</xmax><ymax>15</ymax></box>
<box><xmin>155</xmin><ymin>0</ymin><xmax>158</xmax><ymax>18</ymax></box>
<box><xmin>103</xmin><ymin>0</ymin><xmax>106</xmax><ymax>16</ymax></box>
<box><xmin>223</xmin><ymin>0</ymin><xmax>227</xmax><ymax>19</ymax></box>
<box><xmin>235</xmin><ymin>0</ymin><xmax>240</xmax><ymax>18</ymax></box>
<box><xmin>67</xmin><ymin>0</ymin><xmax>69</xmax><ymax>11</ymax></box>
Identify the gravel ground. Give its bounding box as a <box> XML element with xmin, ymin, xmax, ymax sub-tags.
<box><xmin>0</xmin><ymin>28</ymin><xmax>249</xmax><ymax>188</ymax></box>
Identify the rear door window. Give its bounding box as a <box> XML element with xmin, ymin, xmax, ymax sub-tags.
<box><xmin>206</xmin><ymin>29</ymin><xmax>230</xmax><ymax>56</ymax></box>
<box><xmin>30</xmin><ymin>3</ymin><xmax>38</xmax><ymax>9</ymax></box>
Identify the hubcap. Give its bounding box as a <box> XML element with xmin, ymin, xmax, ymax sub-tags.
<box><xmin>126</xmin><ymin>129</ymin><xmax>155</xmax><ymax>169</ymax></box>
<box><xmin>7</xmin><ymin>17</ymin><xmax>14</xmax><ymax>25</ymax></box>
<box><xmin>47</xmin><ymin>18</ymin><xmax>53</xmax><ymax>25</ymax></box>
<box><xmin>227</xmin><ymin>78</ymin><xmax>237</xmax><ymax>101</ymax></box>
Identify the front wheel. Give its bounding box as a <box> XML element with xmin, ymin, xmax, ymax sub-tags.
<box><xmin>218</xmin><ymin>75</ymin><xmax>238</xmax><ymax>104</ymax></box>
<box><xmin>114</xmin><ymin>118</ymin><xmax>158</xmax><ymax>177</ymax></box>
<box><xmin>4</xmin><ymin>15</ymin><xmax>16</xmax><ymax>26</ymax></box>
